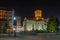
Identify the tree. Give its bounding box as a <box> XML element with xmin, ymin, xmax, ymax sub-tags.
<box><xmin>56</xmin><ymin>18</ymin><xmax>59</xmax><ymax>32</ymax></box>
<box><xmin>47</xmin><ymin>16</ymin><xmax>59</xmax><ymax>32</ymax></box>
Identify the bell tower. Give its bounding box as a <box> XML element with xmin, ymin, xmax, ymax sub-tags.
<box><xmin>34</xmin><ymin>9</ymin><xmax>42</xmax><ymax>20</ymax></box>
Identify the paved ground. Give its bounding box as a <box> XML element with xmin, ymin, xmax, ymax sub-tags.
<box><xmin>0</xmin><ymin>35</ymin><xmax>60</xmax><ymax>40</ymax></box>
<box><xmin>0</xmin><ymin>33</ymin><xmax>60</xmax><ymax>40</ymax></box>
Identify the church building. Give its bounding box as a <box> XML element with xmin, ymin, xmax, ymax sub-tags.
<box><xmin>23</xmin><ymin>9</ymin><xmax>47</xmax><ymax>31</ymax></box>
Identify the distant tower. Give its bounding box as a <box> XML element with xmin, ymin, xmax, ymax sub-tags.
<box><xmin>17</xmin><ymin>16</ymin><xmax>21</xmax><ymax>26</ymax></box>
<box><xmin>16</xmin><ymin>16</ymin><xmax>22</xmax><ymax>32</ymax></box>
<box><xmin>34</xmin><ymin>9</ymin><xmax>42</xmax><ymax>20</ymax></box>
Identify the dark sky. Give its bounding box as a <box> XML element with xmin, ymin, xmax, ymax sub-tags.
<box><xmin>0</xmin><ymin>0</ymin><xmax>60</xmax><ymax>19</ymax></box>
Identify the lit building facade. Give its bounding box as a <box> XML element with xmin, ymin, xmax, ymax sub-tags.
<box><xmin>23</xmin><ymin>9</ymin><xmax>47</xmax><ymax>31</ymax></box>
<box><xmin>0</xmin><ymin>8</ymin><xmax>14</xmax><ymax>29</ymax></box>
<box><xmin>17</xmin><ymin>16</ymin><xmax>21</xmax><ymax>26</ymax></box>
<box><xmin>16</xmin><ymin>16</ymin><xmax>24</xmax><ymax>32</ymax></box>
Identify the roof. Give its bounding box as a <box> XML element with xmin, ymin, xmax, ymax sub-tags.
<box><xmin>0</xmin><ymin>7</ymin><xmax>14</xmax><ymax>11</ymax></box>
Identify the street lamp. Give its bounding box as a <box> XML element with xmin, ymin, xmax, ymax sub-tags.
<box><xmin>13</xmin><ymin>17</ymin><xmax>16</xmax><ymax>37</ymax></box>
<box><xmin>13</xmin><ymin>26</ymin><xmax>16</xmax><ymax>37</ymax></box>
<box><xmin>14</xmin><ymin>17</ymin><xmax>16</xmax><ymax>20</ymax></box>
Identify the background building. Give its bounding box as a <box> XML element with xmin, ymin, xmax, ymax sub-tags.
<box><xmin>17</xmin><ymin>16</ymin><xmax>21</xmax><ymax>26</ymax></box>
<box><xmin>16</xmin><ymin>16</ymin><xmax>24</xmax><ymax>32</ymax></box>
<box><xmin>13</xmin><ymin>16</ymin><xmax>24</xmax><ymax>32</ymax></box>
<box><xmin>0</xmin><ymin>8</ymin><xmax>14</xmax><ymax>33</ymax></box>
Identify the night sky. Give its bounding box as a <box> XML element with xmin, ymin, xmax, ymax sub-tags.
<box><xmin>0</xmin><ymin>0</ymin><xmax>60</xmax><ymax>19</ymax></box>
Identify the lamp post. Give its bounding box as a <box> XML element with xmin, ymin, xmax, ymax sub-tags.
<box><xmin>13</xmin><ymin>17</ymin><xmax>16</xmax><ymax>37</ymax></box>
<box><xmin>13</xmin><ymin>27</ymin><xmax>16</xmax><ymax>37</ymax></box>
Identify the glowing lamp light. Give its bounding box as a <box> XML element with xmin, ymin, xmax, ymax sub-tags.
<box><xmin>36</xmin><ymin>17</ymin><xmax>39</xmax><ymax>20</ymax></box>
<box><xmin>13</xmin><ymin>28</ymin><xmax>16</xmax><ymax>31</ymax></box>
<box><xmin>58</xmin><ymin>26</ymin><xmax>60</xmax><ymax>29</ymax></box>
<box><xmin>14</xmin><ymin>17</ymin><xmax>16</xmax><ymax>20</ymax></box>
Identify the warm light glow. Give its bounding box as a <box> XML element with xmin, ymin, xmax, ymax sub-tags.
<box><xmin>34</xmin><ymin>9</ymin><xmax>42</xmax><ymax>20</ymax></box>
<box><xmin>13</xmin><ymin>28</ymin><xmax>16</xmax><ymax>30</ymax></box>
<box><xmin>35</xmin><ymin>10</ymin><xmax>42</xmax><ymax>18</ymax></box>
<box><xmin>0</xmin><ymin>10</ymin><xmax>6</xmax><ymax>19</ymax></box>
<box><xmin>27</xmin><ymin>27</ymin><xmax>32</xmax><ymax>31</ymax></box>
<box><xmin>6</xmin><ymin>29</ymin><xmax>11</xmax><ymax>33</ymax></box>
<box><xmin>42</xmin><ymin>17</ymin><xmax>44</xmax><ymax>20</ymax></box>
<box><xmin>36</xmin><ymin>17</ymin><xmax>39</xmax><ymax>20</ymax></box>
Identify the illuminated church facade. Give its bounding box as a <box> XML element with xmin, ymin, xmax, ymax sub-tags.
<box><xmin>23</xmin><ymin>9</ymin><xmax>48</xmax><ymax>31</ymax></box>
